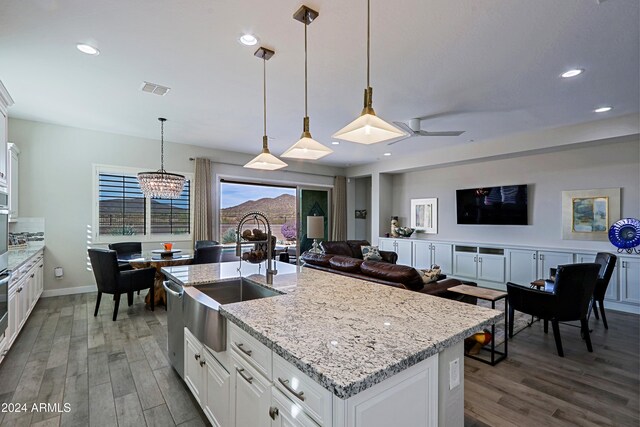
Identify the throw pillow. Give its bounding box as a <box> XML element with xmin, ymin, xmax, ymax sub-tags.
<box><xmin>421</xmin><ymin>265</ymin><xmax>441</xmax><ymax>283</ymax></box>
<box><xmin>361</xmin><ymin>245</ymin><xmax>382</xmax><ymax>261</ymax></box>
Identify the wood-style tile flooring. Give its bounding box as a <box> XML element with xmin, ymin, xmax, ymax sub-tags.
<box><xmin>0</xmin><ymin>292</ymin><xmax>209</xmax><ymax>426</ymax></box>
<box><xmin>0</xmin><ymin>292</ymin><xmax>638</xmax><ymax>426</ymax></box>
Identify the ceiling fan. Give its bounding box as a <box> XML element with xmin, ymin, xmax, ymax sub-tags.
<box><xmin>388</xmin><ymin>118</ymin><xmax>465</xmax><ymax>145</ymax></box>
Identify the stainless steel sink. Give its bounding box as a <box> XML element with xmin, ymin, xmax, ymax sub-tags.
<box><xmin>182</xmin><ymin>278</ymin><xmax>280</xmax><ymax>352</ymax></box>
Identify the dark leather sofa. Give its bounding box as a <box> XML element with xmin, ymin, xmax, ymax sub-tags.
<box><xmin>301</xmin><ymin>240</ymin><xmax>476</xmax><ymax>302</ymax></box>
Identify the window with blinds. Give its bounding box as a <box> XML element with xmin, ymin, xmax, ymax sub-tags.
<box><xmin>97</xmin><ymin>171</ymin><xmax>191</xmax><ymax>237</ymax></box>
<box><xmin>150</xmin><ymin>181</ymin><xmax>191</xmax><ymax>234</ymax></box>
<box><xmin>98</xmin><ymin>173</ymin><xmax>146</xmax><ymax>236</ymax></box>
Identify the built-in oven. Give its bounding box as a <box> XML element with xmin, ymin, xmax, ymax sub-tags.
<box><xmin>0</xmin><ymin>190</ymin><xmax>9</xmax><ymax>338</ymax></box>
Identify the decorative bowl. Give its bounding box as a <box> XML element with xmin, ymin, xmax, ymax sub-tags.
<box><xmin>394</xmin><ymin>227</ymin><xmax>415</xmax><ymax>238</ymax></box>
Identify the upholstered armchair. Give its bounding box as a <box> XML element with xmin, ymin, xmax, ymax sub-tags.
<box><xmin>108</xmin><ymin>242</ymin><xmax>142</xmax><ymax>272</ymax></box>
<box><xmin>88</xmin><ymin>249</ymin><xmax>156</xmax><ymax>321</ymax></box>
<box><xmin>507</xmin><ymin>263</ymin><xmax>600</xmax><ymax>357</ymax></box>
<box><xmin>193</xmin><ymin>245</ymin><xmax>223</xmax><ymax>264</ymax></box>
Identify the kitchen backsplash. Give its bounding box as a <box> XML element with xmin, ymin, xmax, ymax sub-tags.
<box><xmin>9</xmin><ymin>217</ymin><xmax>45</xmax><ymax>246</ymax></box>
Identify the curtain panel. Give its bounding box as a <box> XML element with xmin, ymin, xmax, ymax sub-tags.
<box><xmin>331</xmin><ymin>176</ymin><xmax>347</xmax><ymax>240</ymax></box>
<box><xmin>193</xmin><ymin>158</ymin><xmax>213</xmax><ymax>242</ymax></box>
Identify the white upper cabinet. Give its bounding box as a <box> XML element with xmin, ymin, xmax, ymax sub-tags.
<box><xmin>0</xmin><ymin>81</ymin><xmax>14</xmax><ymax>192</ymax></box>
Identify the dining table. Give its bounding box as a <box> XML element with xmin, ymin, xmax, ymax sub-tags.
<box><xmin>117</xmin><ymin>250</ymin><xmax>194</xmax><ymax>306</ymax></box>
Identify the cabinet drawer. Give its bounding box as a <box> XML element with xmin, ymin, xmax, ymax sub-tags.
<box><xmin>228</xmin><ymin>322</ymin><xmax>272</xmax><ymax>380</ymax></box>
<box><xmin>273</xmin><ymin>353</ymin><xmax>332</xmax><ymax>426</ymax></box>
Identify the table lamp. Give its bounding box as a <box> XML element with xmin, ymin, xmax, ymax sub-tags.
<box><xmin>307</xmin><ymin>215</ymin><xmax>324</xmax><ymax>253</ymax></box>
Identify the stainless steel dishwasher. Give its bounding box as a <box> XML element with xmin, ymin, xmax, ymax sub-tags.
<box><xmin>163</xmin><ymin>280</ymin><xmax>184</xmax><ymax>379</ymax></box>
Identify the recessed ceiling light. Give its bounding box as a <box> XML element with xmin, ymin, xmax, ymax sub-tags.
<box><xmin>594</xmin><ymin>106</ymin><xmax>613</xmax><ymax>113</ymax></box>
<box><xmin>239</xmin><ymin>34</ymin><xmax>258</xmax><ymax>46</ymax></box>
<box><xmin>76</xmin><ymin>43</ymin><xmax>99</xmax><ymax>55</ymax></box>
<box><xmin>561</xmin><ymin>68</ymin><xmax>583</xmax><ymax>78</ymax></box>
<box><xmin>383</xmin><ymin>152</ymin><xmax>391</xmax><ymax>156</ymax></box>
<box><xmin>331</xmin><ymin>141</ymin><xmax>340</xmax><ymax>145</ymax></box>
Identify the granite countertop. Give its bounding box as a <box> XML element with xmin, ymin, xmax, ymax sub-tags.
<box><xmin>162</xmin><ymin>262</ymin><xmax>502</xmax><ymax>400</ymax></box>
<box><xmin>8</xmin><ymin>243</ymin><xmax>45</xmax><ymax>271</ymax></box>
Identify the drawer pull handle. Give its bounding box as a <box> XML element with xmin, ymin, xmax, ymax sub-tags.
<box><xmin>235</xmin><ymin>342</ymin><xmax>253</xmax><ymax>357</ymax></box>
<box><xmin>199</xmin><ymin>360</ymin><xmax>206</xmax><ymax>367</ymax></box>
<box><xmin>236</xmin><ymin>368</ymin><xmax>253</xmax><ymax>384</ymax></box>
<box><xmin>194</xmin><ymin>354</ymin><xmax>200</xmax><ymax>360</ymax></box>
<box><xmin>269</xmin><ymin>406</ymin><xmax>279</xmax><ymax>420</ymax></box>
<box><xmin>278</xmin><ymin>378</ymin><xmax>306</xmax><ymax>401</ymax></box>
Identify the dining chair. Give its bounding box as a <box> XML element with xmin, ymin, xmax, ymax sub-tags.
<box><xmin>108</xmin><ymin>242</ymin><xmax>142</xmax><ymax>271</ymax></box>
<box><xmin>590</xmin><ymin>252</ymin><xmax>617</xmax><ymax>329</ymax></box>
<box><xmin>193</xmin><ymin>245</ymin><xmax>223</xmax><ymax>265</ymax></box>
<box><xmin>88</xmin><ymin>248</ymin><xmax>156</xmax><ymax>321</ymax></box>
<box><xmin>507</xmin><ymin>263</ymin><xmax>600</xmax><ymax>357</ymax></box>
<box><xmin>195</xmin><ymin>240</ymin><xmax>220</xmax><ymax>249</ymax></box>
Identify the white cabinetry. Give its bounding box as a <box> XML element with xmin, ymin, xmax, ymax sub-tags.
<box><xmin>413</xmin><ymin>241</ymin><xmax>453</xmax><ymax>274</ymax></box>
<box><xmin>7</xmin><ymin>143</ymin><xmax>18</xmax><ymax>221</ymax></box>
<box><xmin>270</xmin><ymin>387</ymin><xmax>319</xmax><ymax>427</ymax></box>
<box><xmin>619</xmin><ymin>257</ymin><xmax>640</xmax><ymax>305</ymax></box>
<box><xmin>0</xmin><ymin>81</ymin><xmax>13</xmax><ymax>192</ymax></box>
<box><xmin>1</xmin><ymin>250</ymin><xmax>44</xmax><ymax>365</ymax></box>
<box><xmin>453</xmin><ymin>246</ymin><xmax>505</xmax><ymax>284</ymax></box>
<box><xmin>231</xmin><ymin>351</ymin><xmax>271</xmax><ymax>427</ymax></box>
<box><xmin>184</xmin><ymin>327</ymin><xmax>230</xmax><ymax>427</ymax></box>
<box><xmin>506</xmin><ymin>249</ymin><xmax>538</xmax><ymax>285</ymax></box>
<box><xmin>537</xmin><ymin>251</ymin><xmax>573</xmax><ymax>279</ymax></box>
<box><xmin>378</xmin><ymin>238</ymin><xmax>412</xmax><ymax>265</ymax></box>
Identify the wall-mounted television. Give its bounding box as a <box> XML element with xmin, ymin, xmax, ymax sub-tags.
<box><xmin>456</xmin><ymin>185</ymin><xmax>528</xmax><ymax>225</ymax></box>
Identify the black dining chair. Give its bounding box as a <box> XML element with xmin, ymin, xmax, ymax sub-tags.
<box><xmin>195</xmin><ymin>240</ymin><xmax>220</xmax><ymax>249</ymax></box>
<box><xmin>590</xmin><ymin>252</ymin><xmax>617</xmax><ymax>329</ymax></box>
<box><xmin>108</xmin><ymin>242</ymin><xmax>142</xmax><ymax>272</ymax></box>
<box><xmin>507</xmin><ymin>263</ymin><xmax>600</xmax><ymax>357</ymax></box>
<box><xmin>88</xmin><ymin>248</ymin><xmax>156</xmax><ymax>321</ymax></box>
<box><xmin>192</xmin><ymin>245</ymin><xmax>223</xmax><ymax>265</ymax></box>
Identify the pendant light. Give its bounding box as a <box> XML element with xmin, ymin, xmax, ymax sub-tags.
<box><xmin>137</xmin><ymin>118</ymin><xmax>186</xmax><ymax>198</ymax></box>
<box><xmin>332</xmin><ymin>0</ymin><xmax>408</xmax><ymax>145</ymax></box>
<box><xmin>244</xmin><ymin>47</ymin><xmax>288</xmax><ymax>171</ymax></box>
<box><xmin>282</xmin><ymin>5</ymin><xmax>333</xmax><ymax>160</ymax></box>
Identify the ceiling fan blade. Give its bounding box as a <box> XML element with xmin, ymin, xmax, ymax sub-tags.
<box><xmin>417</xmin><ymin>130</ymin><xmax>465</xmax><ymax>137</ymax></box>
<box><xmin>392</xmin><ymin>121</ymin><xmax>415</xmax><ymax>135</ymax></box>
<box><xmin>386</xmin><ymin>135</ymin><xmax>411</xmax><ymax>146</ymax></box>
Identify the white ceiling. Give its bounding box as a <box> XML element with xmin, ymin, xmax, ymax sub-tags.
<box><xmin>0</xmin><ymin>0</ymin><xmax>638</xmax><ymax>167</ymax></box>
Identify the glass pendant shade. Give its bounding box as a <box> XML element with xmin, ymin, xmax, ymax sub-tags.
<box><xmin>283</xmin><ymin>6</ymin><xmax>333</xmax><ymax>160</ymax></box>
<box><xmin>137</xmin><ymin>118</ymin><xmax>186</xmax><ymax>199</ymax></box>
<box><xmin>282</xmin><ymin>117</ymin><xmax>332</xmax><ymax>160</ymax></box>
<box><xmin>244</xmin><ymin>136</ymin><xmax>287</xmax><ymax>171</ymax></box>
<box><xmin>333</xmin><ymin>87</ymin><xmax>407</xmax><ymax>145</ymax></box>
<box><xmin>244</xmin><ymin>47</ymin><xmax>287</xmax><ymax>172</ymax></box>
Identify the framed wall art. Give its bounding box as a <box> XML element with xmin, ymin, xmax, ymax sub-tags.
<box><xmin>411</xmin><ymin>198</ymin><xmax>438</xmax><ymax>234</ymax></box>
<box><xmin>561</xmin><ymin>188</ymin><xmax>620</xmax><ymax>241</ymax></box>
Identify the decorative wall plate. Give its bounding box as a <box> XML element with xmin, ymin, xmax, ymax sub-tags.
<box><xmin>608</xmin><ymin>218</ymin><xmax>640</xmax><ymax>250</ymax></box>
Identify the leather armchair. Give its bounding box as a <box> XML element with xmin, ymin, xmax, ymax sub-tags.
<box><xmin>591</xmin><ymin>252</ymin><xmax>617</xmax><ymax>329</ymax></box>
<box><xmin>108</xmin><ymin>242</ymin><xmax>142</xmax><ymax>272</ymax></box>
<box><xmin>88</xmin><ymin>249</ymin><xmax>156</xmax><ymax>321</ymax></box>
<box><xmin>507</xmin><ymin>263</ymin><xmax>600</xmax><ymax>357</ymax></box>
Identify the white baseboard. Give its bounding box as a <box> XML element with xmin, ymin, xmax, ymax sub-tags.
<box><xmin>42</xmin><ymin>285</ymin><xmax>96</xmax><ymax>298</ymax></box>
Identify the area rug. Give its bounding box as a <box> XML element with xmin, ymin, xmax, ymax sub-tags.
<box><xmin>476</xmin><ymin>299</ymin><xmax>530</xmax><ymax>347</ymax></box>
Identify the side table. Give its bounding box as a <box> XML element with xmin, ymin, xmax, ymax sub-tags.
<box><xmin>449</xmin><ymin>284</ymin><xmax>508</xmax><ymax>366</ymax></box>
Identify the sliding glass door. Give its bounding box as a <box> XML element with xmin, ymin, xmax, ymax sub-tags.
<box><xmin>298</xmin><ymin>188</ymin><xmax>330</xmax><ymax>255</ymax></box>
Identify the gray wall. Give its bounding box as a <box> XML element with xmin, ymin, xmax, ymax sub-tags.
<box><xmin>391</xmin><ymin>139</ymin><xmax>639</xmax><ymax>251</ymax></box>
<box><xmin>354</xmin><ymin>176</ymin><xmax>371</xmax><ymax>241</ymax></box>
<box><xmin>9</xmin><ymin>118</ymin><xmax>343</xmax><ymax>294</ymax></box>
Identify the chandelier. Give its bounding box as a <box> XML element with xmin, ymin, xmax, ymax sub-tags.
<box><xmin>137</xmin><ymin>118</ymin><xmax>186</xmax><ymax>198</ymax></box>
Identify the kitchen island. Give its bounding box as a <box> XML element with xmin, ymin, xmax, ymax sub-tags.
<box><xmin>163</xmin><ymin>261</ymin><xmax>502</xmax><ymax>427</ymax></box>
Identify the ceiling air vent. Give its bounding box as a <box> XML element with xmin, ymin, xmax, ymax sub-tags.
<box><xmin>140</xmin><ymin>81</ymin><xmax>170</xmax><ymax>96</ymax></box>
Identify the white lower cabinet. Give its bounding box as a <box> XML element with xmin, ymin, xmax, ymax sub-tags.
<box><xmin>378</xmin><ymin>238</ymin><xmax>412</xmax><ymax>266</ymax></box>
<box><xmin>231</xmin><ymin>351</ymin><xmax>272</xmax><ymax>427</ymax></box>
<box><xmin>619</xmin><ymin>257</ymin><xmax>640</xmax><ymax>305</ymax></box>
<box><xmin>184</xmin><ymin>327</ymin><xmax>230</xmax><ymax>427</ymax></box>
<box><xmin>1</xmin><ymin>250</ymin><xmax>44</xmax><ymax>366</ymax></box>
<box><xmin>506</xmin><ymin>249</ymin><xmax>538</xmax><ymax>285</ymax></box>
<box><xmin>537</xmin><ymin>251</ymin><xmax>573</xmax><ymax>279</ymax></box>
<box><xmin>270</xmin><ymin>387</ymin><xmax>319</xmax><ymax>427</ymax></box>
<box><xmin>413</xmin><ymin>241</ymin><xmax>453</xmax><ymax>275</ymax></box>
